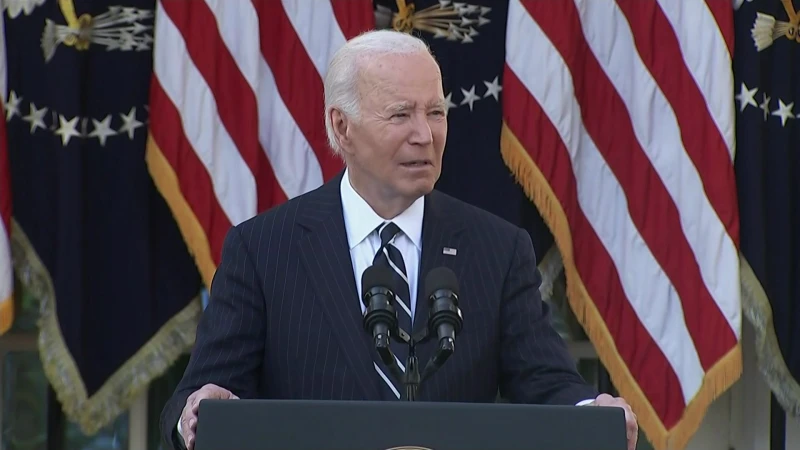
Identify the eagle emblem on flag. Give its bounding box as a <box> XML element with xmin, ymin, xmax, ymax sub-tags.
<box><xmin>750</xmin><ymin>0</ymin><xmax>800</xmax><ymax>50</ymax></box>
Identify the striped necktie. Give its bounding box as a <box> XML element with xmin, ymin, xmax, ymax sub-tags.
<box><xmin>372</xmin><ymin>221</ymin><xmax>412</xmax><ymax>399</ymax></box>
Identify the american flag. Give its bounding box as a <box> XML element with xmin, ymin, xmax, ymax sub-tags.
<box><xmin>500</xmin><ymin>1</ymin><xmax>742</xmax><ymax>449</ymax></box>
<box><xmin>0</xmin><ymin>8</ymin><xmax>12</xmax><ymax>336</ymax></box>
<box><xmin>146</xmin><ymin>0</ymin><xmax>374</xmax><ymax>287</ymax></box>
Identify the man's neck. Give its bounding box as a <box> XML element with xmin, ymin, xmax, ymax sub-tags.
<box><xmin>347</xmin><ymin>171</ymin><xmax>415</xmax><ymax>219</ymax></box>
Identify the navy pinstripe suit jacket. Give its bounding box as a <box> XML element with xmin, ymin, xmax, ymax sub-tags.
<box><xmin>161</xmin><ymin>172</ymin><xmax>597</xmax><ymax>448</ymax></box>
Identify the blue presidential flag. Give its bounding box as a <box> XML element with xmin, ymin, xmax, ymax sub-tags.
<box><xmin>733</xmin><ymin>0</ymin><xmax>800</xmax><ymax>417</ymax></box>
<box><xmin>4</xmin><ymin>0</ymin><xmax>202</xmax><ymax>433</ymax></box>
<box><xmin>373</xmin><ymin>0</ymin><xmax>556</xmax><ymax>261</ymax></box>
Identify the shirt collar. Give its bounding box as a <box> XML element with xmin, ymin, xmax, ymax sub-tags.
<box><xmin>340</xmin><ymin>168</ymin><xmax>424</xmax><ymax>250</ymax></box>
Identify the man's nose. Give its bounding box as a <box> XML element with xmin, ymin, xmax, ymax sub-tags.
<box><xmin>408</xmin><ymin>113</ymin><xmax>433</xmax><ymax>145</ymax></box>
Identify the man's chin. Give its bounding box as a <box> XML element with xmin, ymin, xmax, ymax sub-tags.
<box><xmin>393</xmin><ymin>171</ymin><xmax>439</xmax><ymax>200</ymax></box>
<box><xmin>403</xmin><ymin>182</ymin><xmax>435</xmax><ymax>199</ymax></box>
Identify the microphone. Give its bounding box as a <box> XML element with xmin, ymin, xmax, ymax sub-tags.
<box><xmin>361</xmin><ymin>265</ymin><xmax>399</xmax><ymax>369</ymax></box>
<box><xmin>423</xmin><ymin>267</ymin><xmax>463</xmax><ymax>373</ymax></box>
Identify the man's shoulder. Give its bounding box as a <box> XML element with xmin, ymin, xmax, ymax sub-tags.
<box><xmin>431</xmin><ymin>189</ymin><xmax>522</xmax><ymax>238</ymax></box>
<box><xmin>234</xmin><ymin>181</ymin><xmax>330</xmax><ymax>235</ymax></box>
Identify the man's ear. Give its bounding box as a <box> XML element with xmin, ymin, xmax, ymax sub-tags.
<box><xmin>330</xmin><ymin>108</ymin><xmax>351</xmax><ymax>152</ymax></box>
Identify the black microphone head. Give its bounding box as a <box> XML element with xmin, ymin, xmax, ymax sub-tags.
<box><xmin>361</xmin><ymin>264</ymin><xmax>396</xmax><ymax>298</ymax></box>
<box><xmin>361</xmin><ymin>265</ymin><xmax>399</xmax><ymax>337</ymax></box>
<box><xmin>424</xmin><ymin>266</ymin><xmax>459</xmax><ymax>300</ymax></box>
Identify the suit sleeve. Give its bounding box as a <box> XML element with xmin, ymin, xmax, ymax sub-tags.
<box><xmin>160</xmin><ymin>224</ymin><xmax>266</xmax><ymax>449</ymax></box>
<box><xmin>498</xmin><ymin>228</ymin><xmax>598</xmax><ymax>405</ymax></box>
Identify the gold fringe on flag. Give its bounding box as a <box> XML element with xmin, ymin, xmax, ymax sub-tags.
<box><xmin>145</xmin><ymin>133</ymin><xmax>218</xmax><ymax>289</ymax></box>
<box><xmin>499</xmin><ymin>122</ymin><xmax>742</xmax><ymax>450</ymax></box>
<box><xmin>740</xmin><ymin>257</ymin><xmax>800</xmax><ymax>417</ymax></box>
<box><xmin>0</xmin><ymin>290</ymin><xmax>12</xmax><ymax>334</ymax></box>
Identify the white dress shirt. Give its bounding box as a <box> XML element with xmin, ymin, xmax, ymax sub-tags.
<box><xmin>340</xmin><ymin>168</ymin><xmax>424</xmax><ymax>322</ymax></box>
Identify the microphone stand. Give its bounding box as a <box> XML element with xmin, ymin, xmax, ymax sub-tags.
<box><xmin>404</xmin><ymin>351</ymin><xmax>420</xmax><ymax>401</ymax></box>
<box><xmin>374</xmin><ymin>325</ymin><xmax>454</xmax><ymax>401</ymax></box>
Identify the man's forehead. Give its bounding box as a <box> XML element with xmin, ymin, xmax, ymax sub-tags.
<box><xmin>367</xmin><ymin>82</ymin><xmax>445</xmax><ymax>109</ymax></box>
<box><xmin>358</xmin><ymin>75</ymin><xmax>443</xmax><ymax>106</ymax></box>
<box><xmin>356</xmin><ymin>53</ymin><xmax>443</xmax><ymax>107</ymax></box>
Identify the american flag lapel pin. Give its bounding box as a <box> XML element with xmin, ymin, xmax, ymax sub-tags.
<box><xmin>443</xmin><ymin>247</ymin><xmax>457</xmax><ymax>256</ymax></box>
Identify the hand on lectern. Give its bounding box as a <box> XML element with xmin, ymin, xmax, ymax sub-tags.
<box><xmin>590</xmin><ymin>393</ymin><xmax>638</xmax><ymax>450</ymax></box>
<box><xmin>180</xmin><ymin>383</ymin><xmax>239</xmax><ymax>450</ymax></box>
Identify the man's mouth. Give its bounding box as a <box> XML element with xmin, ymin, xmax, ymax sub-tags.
<box><xmin>401</xmin><ymin>160</ymin><xmax>431</xmax><ymax>167</ymax></box>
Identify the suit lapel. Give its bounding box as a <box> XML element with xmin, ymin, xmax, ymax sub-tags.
<box><xmin>413</xmin><ymin>191</ymin><xmax>467</xmax><ymax>385</ymax></box>
<box><xmin>297</xmin><ymin>173</ymin><xmax>381</xmax><ymax>400</ymax></box>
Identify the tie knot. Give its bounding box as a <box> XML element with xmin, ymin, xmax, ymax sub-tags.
<box><xmin>378</xmin><ymin>222</ymin><xmax>401</xmax><ymax>246</ymax></box>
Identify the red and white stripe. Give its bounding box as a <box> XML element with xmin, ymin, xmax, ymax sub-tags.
<box><xmin>146</xmin><ymin>0</ymin><xmax>374</xmax><ymax>285</ymax></box>
<box><xmin>0</xmin><ymin>7</ymin><xmax>14</xmax><ymax>335</ymax></box>
<box><xmin>502</xmin><ymin>0</ymin><xmax>740</xmax><ymax>448</ymax></box>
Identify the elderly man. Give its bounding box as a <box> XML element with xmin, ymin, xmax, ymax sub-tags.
<box><xmin>160</xmin><ymin>29</ymin><xmax>638</xmax><ymax>450</ymax></box>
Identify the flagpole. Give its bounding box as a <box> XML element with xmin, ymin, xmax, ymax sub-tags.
<box><xmin>46</xmin><ymin>386</ymin><xmax>64</xmax><ymax>450</ymax></box>
<box><xmin>770</xmin><ymin>396</ymin><xmax>786</xmax><ymax>450</ymax></box>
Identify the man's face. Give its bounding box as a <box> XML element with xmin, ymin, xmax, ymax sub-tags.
<box><xmin>340</xmin><ymin>51</ymin><xmax>448</xmax><ymax>204</ymax></box>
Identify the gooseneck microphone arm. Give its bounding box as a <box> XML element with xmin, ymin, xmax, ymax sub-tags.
<box><xmin>361</xmin><ymin>265</ymin><xmax>463</xmax><ymax>401</ymax></box>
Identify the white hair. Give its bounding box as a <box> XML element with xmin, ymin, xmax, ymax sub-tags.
<box><xmin>323</xmin><ymin>29</ymin><xmax>432</xmax><ymax>155</ymax></box>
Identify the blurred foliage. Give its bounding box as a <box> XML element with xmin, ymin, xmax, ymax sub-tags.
<box><xmin>9</xmin><ymin>274</ymin><xmax>40</xmax><ymax>334</ymax></box>
<box><xmin>1</xmin><ymin>277</ymin><xmax>130</xmax><ymax>450</ymax></box>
